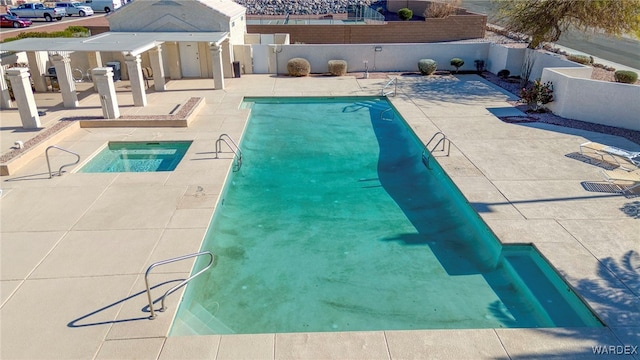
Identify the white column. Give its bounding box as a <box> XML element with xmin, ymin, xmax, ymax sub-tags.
<box><xmin>222</xmin><ymin>39</ymin><xmax>233</xmax><ymax>78</ymax></box>
<box><xmin>51</xmin><ymin>53</ymin><xmax>79</xmax><ymax>108</ymax></box>
<box><xmin>166</xmin><ymin>42</ymin><xmax>182</xmax><ymax>80</ymax></box>
<box><xmin>210</xmin><ymin>43</ymin><xmax>225</xmax><ymax>90</ymax></box>
<box><xmin>87</xmin><ymin>51</ymin><xmax>103</xmax><ymax>91</ymax></box>
<box><xmin>124</xmin><ymin>54</ymin><xmax>147</xmax><ymax>107</ymax></box>
<box><xmin>26</xmin><ymin>51</ymin><xmax>49</xmax><ymax>93</ymax></box>
<box><xmin>6</xmin><ymin>68</ymin><xmax>41</xmax><ymax>129</ymax></box>
<box><xmin>0</xmin><ymin>59</ymin><xmax>13</xmax><ymax>109</ymax></box>
<box><xmin>243</xmin><ymin>45</ymin><xmax>253</xmax><ymax>74</ymax></box>
<box><xmin>87</xmin><ymin>51</ymin><xmax>103</xmax><ymax>69</ymax></box>
<box><xmin>91</xmin><ymin>67</ymin><xmax>120</xmax><ymax>119</ymax></box>
<box><xmin>149</xmin><ymin>46</ymin><xmax>166</xmax><ymax>91</ymax></box>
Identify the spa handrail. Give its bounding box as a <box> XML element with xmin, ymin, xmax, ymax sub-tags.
<box><xmin>145</xmin><ymin>251</ymin><xmax>214</xmax><ymax>320</ymax></box>
<box><xmin>46</xmin><ymin>145</ymin><xmax>80</xmax><ymax>178</ymax></box>
<box><xmin>381</xmin><ymin>77</ymin><xmax>397</xmax><ymax>97</ymax></box>
<box><xmin>421</xmin><ymin>132</ymin><xmax>451</xmax><ymax>169</ymax></box>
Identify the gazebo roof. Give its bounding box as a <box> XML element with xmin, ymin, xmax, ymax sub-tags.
<box><xmin>0</xmin><ymin>31</ymin><xmax>229</xmax><ymax>56</ymax></box>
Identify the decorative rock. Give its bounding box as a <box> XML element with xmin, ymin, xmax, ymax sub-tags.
<box><xmin>235</xmin><ymin>0</ymin><xmax>374</xmax><ymax>15</ymax></box>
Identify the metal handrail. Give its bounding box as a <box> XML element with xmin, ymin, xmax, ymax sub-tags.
<box><xmin>380</xmin><ymin>107</ymin><xmax>394</xmax><ymax>121</ymax></box>
<box><xmin>381</xmin><ymin>77</ymin><xmax>397</xmax><ymax>97</ymax></box>
<box><xmin>145</xmin><ymin>251</ymin><xmax>214</xmax><ymax>320</ymax></box>
<box><xmin>215</xmin><ymin>133</ymin><xmax>243</xmax><ymax>171</ymax></box>
<box><xmin>421</xmin><ymin>132</ymin><xmax>451</xmax><ymax>169</ymax></box>
<box><xmin>46</xmin><ymin>145</ymin><xmax>80</xmax><ymax>178</ymax></box>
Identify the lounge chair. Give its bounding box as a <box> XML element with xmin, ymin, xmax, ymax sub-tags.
<box><xmin>601</xmin><ymin>168</ymin><xmax>640</xmax><ymax>196</ymax></box>
<box><xmin>580</xmin><ymin>141</ymin><xmax>640</xmax><ymax>171</ymax></box>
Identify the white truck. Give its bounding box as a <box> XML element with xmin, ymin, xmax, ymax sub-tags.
<box><xmin>9</xmin><ymin>3</ymin><xmax>66</xmax><ymax>22</ymax></box>
<box><xmin>81</xmin><ymin>0</ymin><xmax>122</xmax><ymax>13</ymax></box>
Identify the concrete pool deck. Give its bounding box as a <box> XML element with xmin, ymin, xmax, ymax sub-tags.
<box><xmin>1</xmin><ymin>74</ymin><xmax>638</xmax><ymax>359</ymax></box>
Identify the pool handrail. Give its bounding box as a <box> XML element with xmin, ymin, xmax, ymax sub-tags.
<box><xmin>215</xmin><ymin>133</ymin><xmax>243</xmax><ymax>171</ymax></box>
<box><xmin>380</xmin><ymin>107</ymin><xmax>394</xmax><ymax>121</ymax></box>
<box><xmin>422</xmin><ymin>132</ymin><xmax>451</xmax><ymax>169</ymax></box>
<box><xmin>381</xmin><ymin>77</ymin><xmax>397</xmax><ymax>97</ymax></box>
<box><xmin>45</xmin><ymin>145</ymin><xmax>80</xmax><ymax>178</ymax></box>
<box><xmin>144</xmin><ymin>251</ymin><xmax>214</xmax><ymax>320</ymax></box>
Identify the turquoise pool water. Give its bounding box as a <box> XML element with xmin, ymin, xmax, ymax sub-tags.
<box><xmin>170</xmin><ymin>97</ymin><xmax>601</xmax><ymax>335</ymax></box>
<box><xmin>79</xmin><ymin>141</ymin><xmax>191</xmax><ymax>173</ymax></box>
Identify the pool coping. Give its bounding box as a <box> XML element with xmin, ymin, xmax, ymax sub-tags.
<box><xmin>0</xmin><ymin>120</ymin><xmax>81</xmax><ymax>176</ymax></box>
<box><xmin>0</xmin><ymin>97</ymin><xmax>205</xmax><ymax>176</ymax></box>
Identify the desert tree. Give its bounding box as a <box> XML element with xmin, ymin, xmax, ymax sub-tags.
<box><xmin>424</xmin><ymin>0</ymin><xmax>461</xmax><ymax>18</ymax></box>
<box><xmin>495</xmin><ymin>0</ymin><xmax>640</xmax><ymax>49</ymax></box>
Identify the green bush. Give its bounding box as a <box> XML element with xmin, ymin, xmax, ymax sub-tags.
<box><xmin>566</xmin><ymin>54</ymin><xmax>592</xmax><ymax>65</ymax></box>
<box><xmin>519</xmin><ymin>79</ymin><xmax>553</xmax><ymax>112</ymax></box>
<box><xmin>398</xmin><ymin>8</ymin><xmax>413</xmax><ymax>20</ymax></box>
<box><xmin>418</xmin><ymin>59</ymin><xmax>438</xmax><ymax>75</ymax></box>
<box><xmin>614</xmin><ymin>70</ymin><xmax>638</xmax><ymax>84</ymax></box>
<box><xmin>450</xmin><ymin>58</ymin><xmax>464</xmax><ymax>72</ymax></box>
<box><xmin>287</xmin><ymin>58</ymin><xmax>311</xmax><ymax>77</ymax></box>
<box><xmin>2</xmin><ymin>26</ymin><xmax>89</xmax><ymax>43</ymax></box>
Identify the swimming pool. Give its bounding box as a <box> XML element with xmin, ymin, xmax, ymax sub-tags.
<box><xmin>170</xmin><ymin>97</ymin><xmax>601</xmax><ymax>335</ymax></box>
<box><xmin>79</xmin><ymin>141</ymin><xmax>192</xmax><ymax>173</ymax></box>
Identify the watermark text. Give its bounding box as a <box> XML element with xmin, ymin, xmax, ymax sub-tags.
<box><xmin>592</xmin><ymin>345</ymin><xmax>638</xmax><ymax>355</ymax></box>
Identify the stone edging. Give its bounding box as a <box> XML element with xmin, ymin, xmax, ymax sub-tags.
<box><xmin>79</xmin><ymin>97</ymin><xmax>204</xmax><ymax>128</ymax></box>
<box><xmin>0</xmin><ymin>97</ymin><xmax>204</xmax><ymax>176</ymax></box>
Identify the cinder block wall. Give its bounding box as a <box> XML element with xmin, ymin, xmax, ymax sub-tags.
<box><xmin>247</xmin><ymin>14</ymin><xmax>486</xmax><ymax>44</ymax></box>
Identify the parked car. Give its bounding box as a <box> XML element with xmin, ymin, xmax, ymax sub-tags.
<box><xmin>81</xmin><ymin>0</ymin><xmax>121</xmax><ymax>13</ymax></box>
<box><xmin>0</xmin><ymin>14</ymin><xmax>33</xmax><ymax>28</ymax></box>
<box><xmin>9</xmin><ymin>2</ymin><xmax>66</xmax><ymax>22</ymax></box>
<box><xmin>55</xmin><ymin>2</ymin><xmax>94</xmax><ymax>17</ymax></box>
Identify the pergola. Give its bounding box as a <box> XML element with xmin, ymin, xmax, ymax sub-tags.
<box><xmin>0</xmin><ymin>31</ymin><xmax>229</xmax><ymax>125</ymax></box>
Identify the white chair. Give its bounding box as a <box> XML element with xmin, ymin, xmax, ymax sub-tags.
<box><xmin>580</xmin><ymin>141</ymin><xmax>640</xmax><ymax>171</ymax></box>
<box><xmin>601</xmin><ymin>168</ymin><xmax>640</xmax><ymax>196</ymax></box>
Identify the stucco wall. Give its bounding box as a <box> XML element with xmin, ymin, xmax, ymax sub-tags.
<box><xmin>228</xmin><ymin>14</ymin><xmax>247</xmax><ymax>45</ymax></box>
<box><xmin>274</xmin><ymin>43</ymin><xmax>490</xmax><ymax>74</ymax></box>
<box><xmin>486</xmin><ymin>45</ymin><xmax>591</xmax><ymax>81</ymax></box>
<box><xmin>486</xmin><ymin>44</ymin><xmax>525</xmax><ymax>76</ymax></box>
<box><xmin>542</xmin><ymin>67</ymin><xmax>640</xmax><ymax>131</ymax></box>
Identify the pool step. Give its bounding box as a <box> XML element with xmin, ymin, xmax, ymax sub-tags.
<box><xmin>171</xmin><ymin>302</ymin><xmax>235</xmax><ymax>336</ymax></box>
<box><xmin>502</xmin><ymin>246</ymin><xmax>602</xmax><ymax>327</ymax></box>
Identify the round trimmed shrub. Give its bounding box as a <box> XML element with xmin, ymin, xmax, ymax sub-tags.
<box><xmin>614</xmin><ymin>70</ymin><xmax>638</xmax><ymax>84</ymax></box>
<box><xmin>398</xmin><ymin>8</ymin><xmax>413</xmax><ymax>20</ymax></box>
<box><xmin>418</xmin><ymin>59</ymin><xmax>438</xmax><ymax>75</ymax></box>
<box><xmin>287</xmin><ymin>58</ymin><xmax>311</xmax><ymax>77</ymax></box>
<box><xmin>328</xmin><ymin>60</ymin><xmax>347</xmax><ymax>76</ymax></box>
<box><xmin>497</xmin><ymin>69</ymin><xmax>510</xmax><ymax>79</ymax></box>
<box><xmin>450</xmin><ymin>58</ymin><xmax>464</xmax><ymax>72</ymax></box>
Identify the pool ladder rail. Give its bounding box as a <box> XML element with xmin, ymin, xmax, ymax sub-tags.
<box><xmin>380</xmin><ymin>107</ymin><xmax>394</xmax><ymax>121</ymax></box>
<box><xmin>215</xmin><ymin>133</ymin><xmax>243</xmax><ymax>171</ymax></box>
<box><xmin>381</xmin><ymin>77</ymin><xmax>397</xmax><ymax>97</ymax></box>
<box><xmin>46</xmin><ymin>145</ymin><xmax>80</xmax><ymax>178</ymax></box>
<box><xmin>145</xmin><ymin>251</ymin><xmax>214</xmax><ymax>320</ymax></box>
<box><xmin>422</xmin><ymin>132</ymin><xmax>451</xmax><ymax>169</ymax></box>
